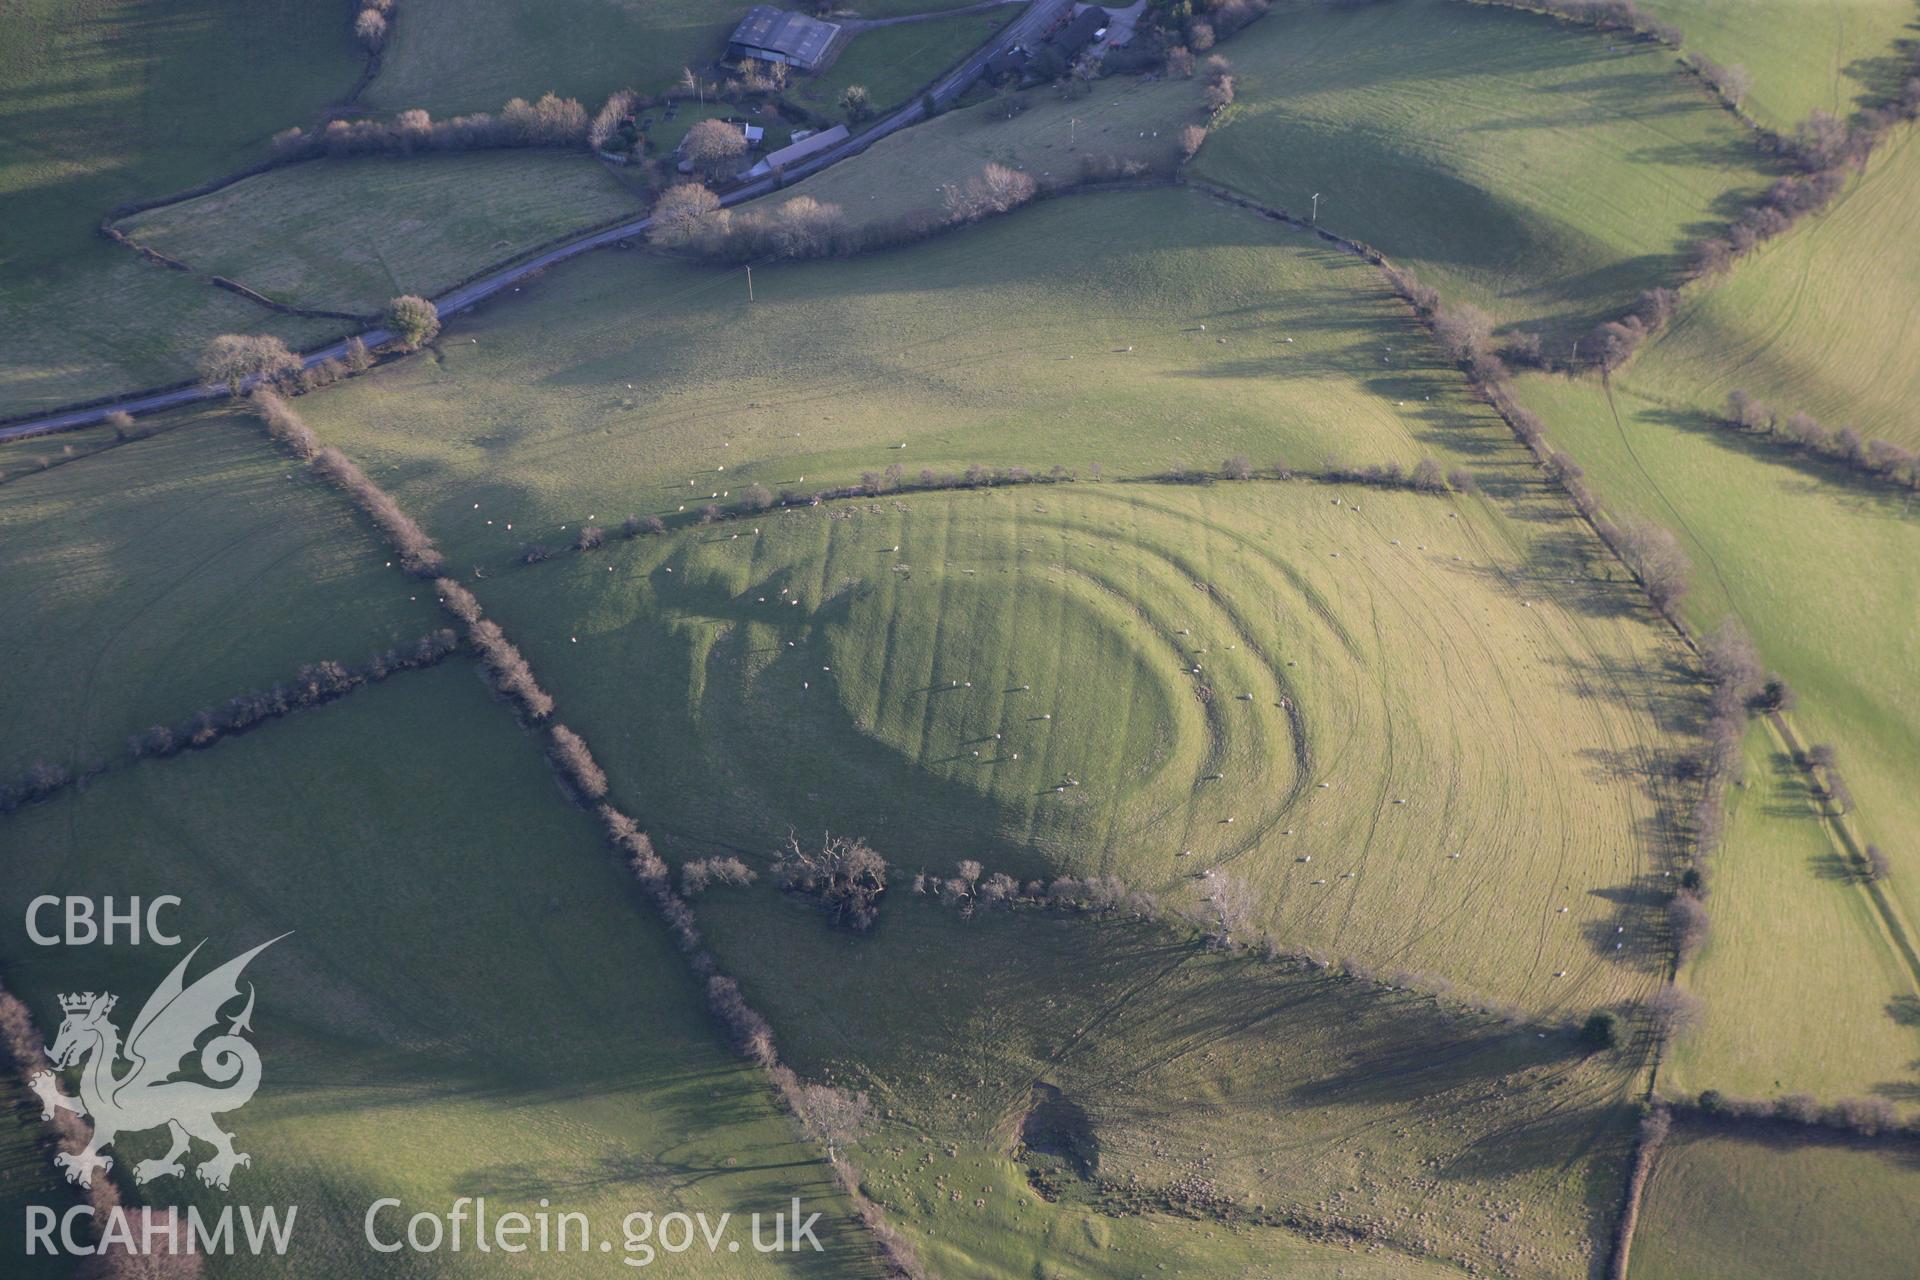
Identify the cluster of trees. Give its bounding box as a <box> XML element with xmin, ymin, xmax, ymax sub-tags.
<box><xmin>247</xmin><ymin>391</ymin><xmax>443</xmax><ymax>575</ymax></box>
<box><xmin>911</xmin><ymin>861</ymin><xmax>1159</xmax><ymax>921</ymax></box>
<box><xmin>1610</xmin><ymin>516</ymin><xmax>1691</xmax><ymax>620</ymax></box>
<box><xmin>1384</xmin><ymin>265</ymin><xmax>1506</xmax><ymax>379</ymax></box>
<box><xmin>680</xmin><ymin>856</ymin><xmax>756</xmax><ymax>896</ymax></box>
<box><xmin>1692</xmin><ymin>66</ymin><xmax>1920</xmax><ymax>277</ymax></box>
<box><xmin>1719</xmin><ymin>391</ymin><xmax>1920</xmax><ymax>491</ymax></box>
<box><xmin>1581</xmin><ymin>287</ymin><xmax>1675</xmax><ymax>373</ymax></box>
<box><xmin>1201</xmin><ymin>54</ymin><xmax>1235</xmax><ymax>112</ymax></box>
<box><xmin>1682</xmin><ymin>53</ymin><xmax>1752</xmax><ymax>109</ymax></box>
<box><xmin>384</xmin><ymin>295</ymin><xmax>439</xmax><ymax>350</ymax></box>
<box><xmin>547</xmin><ymin>724</ymin><xmax>608</xmax><ymax>800</ymax></box>
<box><xmin>1678</xmin><ymin>1088</ymin><xmax>1914</xmax><ymax>1139</ymax></box>
<box><xmin>467</xmin><ymin>617</ymin><xmax>554</xmax><ymax>718</ymax></box>
<box><xmin>652</xmin><ymin>156</ymin><xmax>1051</xmax><ymax>269</ymax></box>
<box><xmin>681</xmin><ymin>117</ymin><xmax>749</xmax><ymax>178</ymax></box>
<box><xmin>125</xmin><ymin>632</ymin><xmax>458</xmax><ymax>764</ymax></box>
<box><xmin>942</xmin><ymin>162</ymin><xmax>1039</xmax><ymax>225</ymax></box>
<box><xmin>600</xmin><ymin>806</ymin><xmax>702</xmax><ymax>953</ymax></box>
<box><xmin>1802</xmin><ymin>741</ymin><xmax>1855</xmax><ymax>817</ymax></box>
<box><xmin>588</xmin><ymin>90</ymin><xmax>637</xmax><ymax>153</ymax></box>
<box><xmin>271</xmin><ymin>93</ymin><xmax>591</xmax><ymax>160</ymax></box>
<box><xmin>776</xmin><ymin>832</ymin><xmax>890</xmax><ymax>930</ymax></box>
<box><xmin>1320</xmin><ymin>456</ymin><xmax>1458</xmax><ymax>493</ymax></box>
<box><xmin>311</xmin><ymin>443</ymin><xmax>443</xmax><ymax>575</ymax></box>
<box><xmin>0</xmin><ymin>761</ymin><xmax>76</xmax><ymax>815</ymax></box>
<box><xmin>201</xmin><ymin>334</ymin><xmax>302</xmax><ymax>395</ymax></box>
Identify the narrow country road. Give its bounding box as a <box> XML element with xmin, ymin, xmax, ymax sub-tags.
<box><xmin>0</xmin><ymin>0</ymin><xmax>1070</xmax><ymax>444</ymax></box>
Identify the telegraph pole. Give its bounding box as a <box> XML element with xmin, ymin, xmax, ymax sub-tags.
<box><xmin>1310</xmin><ymin>191</ymin><xmax>1320</xmax><ymax>224</ymax></box>
<box><xmin>746</xmin><ymin>265</ymin><xmax>754</xmax><ymax>302</ymax></box>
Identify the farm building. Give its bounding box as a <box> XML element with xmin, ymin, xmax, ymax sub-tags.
<box><xmin>1048</xmin><ymin>6</ymin><xmax>1110</xmax><ymax>56</ymax></box>
<box><xmin>728</xmin><ymin>6</ymin><xmax>843</xmax><ymax>72</ymax></box>
<box><xmin>745</xmin><ymin>123</ymin><xmax>850</xmax><ymax>177</ymax></box>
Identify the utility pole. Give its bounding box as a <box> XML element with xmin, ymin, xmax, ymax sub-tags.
<box><xmin>1310</xmin><ymin>191</ymin><xmax>1320</xmax><ymax>224</ymax></box>
<box><xmin>746</xmin><ymin>265</ymin><xmax>754</xmax><ymax>302</ymax></box>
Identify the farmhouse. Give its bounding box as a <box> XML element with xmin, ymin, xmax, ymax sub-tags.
<box><xmin>728</xmin><ymin>6</ymin><xmax>842</xmax><ymax>72</ymax></box>
<box><xmin>745</xmin><ymin>123</ymin><xmax>849</xmax><ymax>176</ymax></box>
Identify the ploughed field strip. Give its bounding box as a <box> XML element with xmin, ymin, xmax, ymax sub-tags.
<box><xmin>480</xmin><ymin>481</ymin><xmax>1682</xmax><ymax>1016</ymax></box>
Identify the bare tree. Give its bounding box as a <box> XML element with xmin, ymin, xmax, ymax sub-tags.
<box><xmin>354</xmin><ymin>8</ymin><xmax>388</xmax><ymax>51</ymax></box>
<box><xmin>838</xmin><ymin>84</ymin><xmax>873</xmax><ymax>122</ymax></box>
<box><xmin>790</xmin><ymin>1082</ymin><xmax>872</xmax><ymax>1160</ymax></box>
<box><xmin>648</xmin><ymin>183</ymin><xmax>730</xmax><ymax>248</ymax></box>
<box><xmin>1179</xmin><ymin>123</ymin><xmax>1208</xmax><ymax>161</ymax></box>
<box><xmin>1200</xmin><ymin>872</ymin><xmax>1256</xmax><ymax>948</ymax></box>
<box><xmin>682</xmin><ymin>118</ymin><xmax>747</xmax><ymax>177</ymax></box>
<box><xmin>777</xmin><ymin>831</ymin><xmax>889</xmax><ymax>930</ymax></box>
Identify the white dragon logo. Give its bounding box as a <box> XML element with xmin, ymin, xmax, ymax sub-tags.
<box><xmin>28</xmin><ymin>937</ymin><xmax>283</xmax><ymax>1192</ymax></box>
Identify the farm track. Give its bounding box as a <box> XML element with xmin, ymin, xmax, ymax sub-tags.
<box><xmin>0</xmin><ymin>0</ymin><xmax>1075</xmax><ymax>443</ymax></box>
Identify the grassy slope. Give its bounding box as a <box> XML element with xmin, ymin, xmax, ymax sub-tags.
<box><xmin>695</xmin><ymin>895</ymin><xmax>1641</xmax><ymax>1280</ymax></box>
<box><xmin>291</xmin><ymin>188</ymin><xmax>1696</xmax><ymax>1016</ymax></box>
<box><xmin>117</xmin><ymin>154</ymin><xmax>644</xmax><ymax>315</ymax></box>
<box><xmin>1191</xmin><ymin>0</ymin><xmax>1772</xmax><ymax>342</ymax></box>
<box><xmin>0</xmin><ymin>662</ymin><xmax>864</xmax><ymax>1278</ymax></box>
<box><xmin>1509</xmin><ymin>154</ymin><xmax>1920</xmax><ymax>1098</ymax></box>
<box><xmin>1665</xmin><ymin>737</ymin><xmax>1920</xmax><ymax>1105</ymax></box>
<box><xmin>0</xmin><ymin>411</ymin><xmax>438</xmax><ymax>781</ymax></box>
<box><xmin>799</xmin><ymin>9</ymin><xmax>1016</xmax><ymax>121</ymax></box>
<box><xmin>481</xmin><ymin>480</ymin><xmax>1682</xmax><ymax>1017</ymax></box>
<box><xmin>1641</xmin><ymin>129</ymin><xmax>1920</xmax><ymax>451</ymax></box>
<box><xmin>297</xmin><ymin>187</ymin><xmax>1496</xmax><ymax>567</ymax></box>
<box><xmin>747</xmin><ymin>72</ymin><xmax>1207</xmax><ymax>223</ymax></box>
<box><xmin>1632</xmin><ymin>1123</ymin><xmax>1920</xmax><ymax>1280</ymax></box>
<box><xmin>0</xmin><ymin>0</ymin><xmax>363</xmax><ymax>414</ymax></box>
<box><xmin>363</xmin><ymin>0</ymin><xmax>739</xmax><ymax>117</ymax></box>
<box><xmin>1637</xmin><ymin>0</ymin><xmax>1920</xmax><ymax>127</ymax></box>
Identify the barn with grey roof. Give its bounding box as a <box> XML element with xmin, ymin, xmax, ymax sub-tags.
<box><xmin>728</xmin><ymin>6</ymin><xmax>843</xmax><ymax>72</ymax></box>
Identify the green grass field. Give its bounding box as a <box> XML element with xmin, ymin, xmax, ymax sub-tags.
<box><xmin>0</xmin><ymin>0</ymin><xmax>364</xmax><ymax>414</ymax></box>
<box><xmin>1639</xmin><ymin>0</ymin><xmax>1920</xmax><ymax>127</ymax></box>
<box><xmin>294</xmin><ymin>187</ymin><xmax>1485</xmax><ymax>567</ymax></box>
<box><xmin>0</xmin><ymin>411</ymin><xmax>438</xmax><ymax>781</ymax></box>
<box><xmin>690</xmin><ymin>895</ymin><xmax>1641</xmax><ymax>1280</ymax></box>
<box><xmin>476</xmin><ymin>480</ymin><xmax>1683</xmax><ymax>1016</ymax></box>
<box><xmin>1632</xmin><ymin>1122</ymin><xmax>1920</xmax><ymax>1280</ymax></box>
<box><xmin>1191</xmin><ymin>0</ymin><xmax>1774</xmax><ymax>342</ymax></box>
<box><xmin>1665</xmin><ymin>735</ymin><xmax>1920</xmax><ymax>1106</ymax></box>
<box><xmin>362</xmin><ymin>0</ymin><xmax>739</xmax><ymax>118</ymax></box>
<box><xmin>116</xmin><ymin>154</ymin><xmax>645</xmax><ymax>316</ymax></box>
<box><xmin>798</xmin><ymin>9</ymin><xmax>1016</xmax><ymax>122</ymax></box>
<box><xmin>1508</xmin><ymin>128</ymin><xmax>1920</xmax><ymax>1102</ymax></box>
<box><xmin>1512</xmin><ymin>361</ymin><xmax>1920</xmax><ymax>958</ymax></box>
<box><xmin>747</xmin><ymin>71</ymin><xmax>1206</xmax><ymax>224</ymax></box>
<box><xmin>1642</xmin><ymin>129</ymin><xmax>1920</xmax><ymax>451</ymax></box>
<box><xmin>0</xmin><ymin>662</ymin><xmax>864</xmax><ymax>1277</ymax></box>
